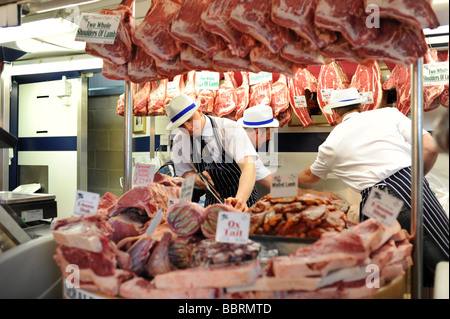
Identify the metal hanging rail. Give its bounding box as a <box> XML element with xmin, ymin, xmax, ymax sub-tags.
<box><xmin>410</xmin><ymin>58</ymin><xmax>425</xmax><ymax>299</ymax></box>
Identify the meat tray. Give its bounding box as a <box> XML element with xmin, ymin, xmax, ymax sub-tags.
<box><xmin>249</xmin><ymin>234</ymin><xmax>316</xmax><ymax>256</ymax></box>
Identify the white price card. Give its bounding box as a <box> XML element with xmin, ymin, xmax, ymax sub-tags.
<box><xmin>133</xmin><ymin>163</ymin><xmax>156</xmax><ymax>187</ymax></box>
<box><xmin>75</xmin><ymin>13</ymin><xmax>121</xmax><ymax>44</ymax></box>
<box><xmin>195</xmin><ymin>71</ymin><xmax>220</xmax><ymax>90</ymax></box>
<box><xmin>320</xmin><ymin>89</ymin><xmax>334</xmax><ymax>102</ymax></box>
<box><xmin>179</xmin><ymin>175</ymin><xmax>195</xmax><ymax>202</ymax></box>
<box><xmin>270</xmin><ymin>173</ymin><xmax>298</xmax><ymax>198</ymax></box>
<box><xmin>215</xmin><ymin>211</ymin><xmax>250</xmax><ymax>244</ymax></box>
<box><xmin>360</xmin><ymin>91</ymin><xmax>374</xmax><ymax>104</ymax></box>
<box><xmin>293</xmin><ymin>95</ymin><xmax>307</xmax><ymax>108</ymax></box>
<box><xmin>249</xmin><ymin>72</ymin><xmax>273</xmax><ymax>85</ymax></box>
<box><xmin>362</xmin><ymin>188</ymin><xmax>403</xmax><ymax>227</ymax></box>
<box><xmin>423</xmin><ymin>62</ymin><xmax>449</xmax><ymax>86</ymax></box>
<box><xmin>74</xmin><ymin>190</ymin><xmax>100</xmax><ymax>216</ymax></box>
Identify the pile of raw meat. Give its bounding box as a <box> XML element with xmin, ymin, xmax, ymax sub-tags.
<box><xmin>248</xmin><ymin>193</ymin><xmax>348</xmax><ymax>238</ymax></box>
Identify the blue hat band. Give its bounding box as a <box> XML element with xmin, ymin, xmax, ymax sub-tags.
<box><xmin>171</xmin><ymin>102</ymin><xmax>196</xmax><ymax>123</ymax></box>
<box><xmin>339</xmin><ymin>98</ymin><xmax>358</xmax><ymax>103</ymax></box>
<box><xmin>243</xmin><ymin>118</ymin><xmax>274</xmax><ymax>126</ymax></box>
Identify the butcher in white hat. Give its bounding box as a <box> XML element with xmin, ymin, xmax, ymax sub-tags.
<box><xmin>297</xmin><ymin>88</ymin><xmax>448</xmax><ymax>286</ymax></box>
<box><xmin>166</xmin><ymin>94</ymin><xmax>259</xmax><ymax>211</ymax></box>
<box><xmin>237</xmin><ymin>105</ymin><xmax>278</xmax><ymax>189</ymax></box>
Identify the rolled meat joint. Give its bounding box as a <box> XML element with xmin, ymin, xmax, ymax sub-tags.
<box><xmin>201</xmin><ymin>203</ymin><xmax>240</xmax><ymax>239</ymax></box>
<box><xmin>166</xmin><ymin>201</ymin><xmax>205</xmax><ymax>236</ymax></box>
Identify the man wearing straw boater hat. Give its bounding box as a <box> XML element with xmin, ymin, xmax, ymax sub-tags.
<box><xmin>297</xmin><ymin>88</ymin><xmax>449</xmax><ymax>287</ymax></box>
<box><xmin>166</xmin><ymin>94</ymin><xmax>259</xmax><ymax>211</ymax></box>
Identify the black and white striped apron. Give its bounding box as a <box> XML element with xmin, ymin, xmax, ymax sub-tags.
<box><xmin>191</xmin><ymin>116</ymin><xmax>258</xmax><ymax>207</ymax></box>
<box><xmin>360</xmin><ymin>166</ymin><xmax>449</xmax><ymax>283</ymax></box>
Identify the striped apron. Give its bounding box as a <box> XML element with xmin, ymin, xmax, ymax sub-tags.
<box><xmin>191</xmin><ymin>116</ymin><xmax>258</xmax><ymax>207</ymax></box>
<box><xmin>360</xmin><ymin>166</ymin><xmax>449</xmax><ymax>284</ymax></box>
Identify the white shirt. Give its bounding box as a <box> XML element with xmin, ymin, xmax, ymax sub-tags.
<box><xmin>310</xmin><ymin>107</ymin><xmax>429</xmax><ymax>192</ymax></box>
<box><xmin>172</xmin><ymin>116</ymin><xmax>258</xmax><ymax>177</ymax></box>
<box><xmin>255</xmin><ymin>158</ymin><xmax>272</xmax><ymax>181</ymax></box>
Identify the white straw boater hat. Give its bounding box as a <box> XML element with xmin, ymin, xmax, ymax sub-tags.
<box><xmin>238</xmin><ymin>104</ymin><xmax>279</xmax><ymax>128</ymax></box>
<box><xmin>165</xmin><ymin>94</ymin><xmax>200</xmax><ymax>131</ymax></box>
<box><xmin>323</xmin><ymin>88</ymin><xmax>366</xmax><ymax>115</ymax></box>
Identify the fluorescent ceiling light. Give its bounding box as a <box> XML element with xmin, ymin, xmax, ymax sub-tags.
<box><xmin>19</xmin><ymin>0</ymin><xmax>101</xmax><ymax>14</ymax></box>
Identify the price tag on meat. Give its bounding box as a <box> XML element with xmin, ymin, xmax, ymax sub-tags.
<box><xmin>215</xmin><ymin>211</ymin><xmax>250</xmax><ymax>244</ymax></box>
<box><xmin>320</xmin><ymin>89</ymin><xmax>334</xmax><ymax>102</ymax></box>
<box><xmin>195</xmin><ymin>71</ymin><xmax>220</xmax><ymax>90</ymax></box>
<box><xmin>270</xmin><ymin>173</ymin><xmax>298</xmax><ymax>198</ymax></box>
<box><xmin>249</xmin><ymin>72</ymin><xmax>272</xmax><ymax>85</ymax></box>
<box><xmin>362</xmin><ymin>188</ymin><xmax>403</xmax><ymax>227</ymax></box>
<box><xmin>179</xmin><ymin>175</ymin><xmax>195</xmax><ymax>202</ymax></box>
<box><xmin>75</xmin><ymin>13</ymin><xmax>120</xmax><ymax>44</ymax></box>
<box><xmin>73</xmin><ymin>190</ymin><xmax>99</xmax><ymax>216</ymax></box>
<box><xmin>293</xmin><ymin>95</ymin><xmax>307</xmax><ymax>108</ymax></box>
<box><xmin>133</xmin><ymin>163</ymin><xmax>156</xmax><ymax>187</ymax></box>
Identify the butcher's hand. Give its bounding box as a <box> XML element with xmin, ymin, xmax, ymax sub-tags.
<box><xmin>196</xmin><ymin>171</ymin><xmax>214</xmax><ymax>190</ymax></box>
<box><xmin>225</xmin><ymin>197</ymin><xmax>248</xmax><ymax>212</ymax></box>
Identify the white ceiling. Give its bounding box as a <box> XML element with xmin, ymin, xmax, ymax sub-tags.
<box><xmin>0</xmin><ymin>0</ymin><xmax>449</xmax><ymax>61</ymax></box>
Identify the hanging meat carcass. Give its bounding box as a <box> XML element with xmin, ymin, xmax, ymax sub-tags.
<box><xmin>180</xmin><ymin>44</ymin><xmax>216</xmax><ymax>71</ymax></box>
<box><xmin>132</xmin><ymin>0</ymin><xmax>181</xmax><ymax>62</ymax></box>
<box><xmin>271</xmin><ymin>0</ymin><xmax>337</xmax><ymax>49</ymax></box>
<box><xmin>133</xmin><ymin>82</ymin><xmax>152</xmax><ymax>116</ymax></box>
<box><xmin>164</xmin><ymin>75</ymin><xmax>184</xmax><ymax>106</ymax></box>
<box><xmin>382</xmin><ymin>64</ymin><xmax>411</xmax><ymax>115</ymax></box>
<box><xmin>214</xmin><ymin>72</ymin><xmax>238</xmax><ymax>117</ymax></box>
<box><xmin>201</xmin><ymin>0</ymin><xmax>256</xmax><ymax>58</ymax></box>
<box><xmin>170</xmin><ymin>0</ymin><xmax>225</xmax><ymax>58</ymax></box>
<box><xmin>127</xmin><ymin>46</ymin><xmax>162</xmax><ymax>84</ymax></box>
<box><xmin>85</xmin><ymin>0</ymin><xmax>135</xmax><ymax>65</ymax></box>
<box><xmin>271</xmin><ymin>74</ymin><xmax>290</xmax><ymax>117</ymax></box>
<box><xmin>317</xmin><ymin>62</ymin><xmax>350</xmax><ymax>125</ymax></box>
<box><xmin>212</xmin><ymin>49</ymin><xmax>259</xmax><ymax>73</ymax></box>
<box><xmin>287</xmin><ymin>68</ymin><xmax>318</xmax><ymax>127</ymax></box>
<box><xmin>349</xmin><ymin>61</ymin><xmax>383</xmax><ymax>112</ymax></box>
<box><xmin>148</xmin><ymin>79</ymin><xmax>168</xmax><ymax>116</ymax></box>
<box><xmin>235</xmin><ymin>72</ymin><xmax>250</xmax><ymax>120</ymax></box>
<box><xmin>181</xmin><ymin>71</ymin><xmax>197</xmax><ymax>101</ymax></box>
<box><xmin>249</xmin><ymin>45</ymin><xmax>299</xmax><ymax>79</ymax></box>
<box><xmin>229</xmin><ymin>0</ymin><xmax>289</xmax><ymax>54</ymax></box>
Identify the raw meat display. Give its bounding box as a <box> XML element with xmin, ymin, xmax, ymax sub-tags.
<box><xmin>190</xmin><ymin>239</ymin><xmax>261</xmax><ymax>267</ymax></box>
<box><xmin>170</xmin><ymin>0</ymin><xmax>225</xmax><ymax>58</ymax></box>
<box><xmin>271</xmin><ymin>0</ymin><xmax>337</xmax><ymax>49</ymax></box>
<box><xmin>88</xmin><ymin>0</ymin><xmax>439</xmax><ymax>83</ymax></box>
<box><xmin>249</xmin><ymin>45</ymin><xmax>298</xmax><ymax>79</ymax></box>
<box><xmin>166</xmin><ymin>201</ymin><xmax>205</xmax><ymax>236</ymax></box>
<box><xmin>214</xmin><ymin>72</ymin><xmax>238</xmax><ymax>117</ymax></box>
<box><xmin>382</xmin><ymin>64</ymin><xmax>411</xmax><ymax>115</ymax></box>
<box><xmin>147</xmin><ymin>79</ymin><xmax>167</xmax><ymax>116</ymax></box>
<box><xmin>365</xmin><ymin>0</ymin><xmax>440</xmax><ymax>29</ymax></box>
<box><xmin>271</xmin><ymin>74</ymin><xmax>290</xmax><ymax>117</ymax></box>
<box><xmin>267</xmin><ymin>218</ymin><xmax>412</xmax><ymax>298</ymax></box>
<box><xmin>133</xmin><ymin>82</ymin><xmax>151</xmax><ymax>116</ymax></box>
<box><xmin>85</xmin><ymin>0</ymin><xmax>135</xmax><ymax>66</ymax></box>
<box><xmin>164</xmin><ymin>75</ymin><xmax>184</xmax><ymax>106</ymax></box>
<box><xmin>116</xmin><ymin>94</ymin><xmax>125</xmax><ymax>116</ymax></box>
<box><xmin>201</xmin><ymin>203</ymin><xmax>240</xmax><ymax>239</ymax></box>
<box><xmin>201</xmin><ymin>0</ymin><xmax>256</xmax><ymax>58</ymax></box>
<box><xmin>287</xmin><ymin>68</ymin><xmax>317</xmax><ymax>127</ymax></box>
<box><xmin>247</xmin><ymin>193</ymin><xmax>348</xmax><ymax>238</ymax></box>
<box><xmin>127</xmin><ymin>46</ymin><xmax>162</xmax><ymax>84</ymax></box>
<box><xmin>315</xmin><ymin>0</ymin><xmax>379</xmax><ymax>49</ymax></box>
<box><xmin>234</xmin><ymin>72</ymin><xmax>250</xmax><ymax>120</ymax></box>
<box><xmin>277</xmin><ymin>103</ymin><xmax>293</xmax><ymax>127</ymax></box>
<box><xmin>249</xmin><ymin>81</ymin><xmax>272</xmax><ymax>108</ymax></box>
<box><xmin>181</xmin><ymin>70</ymin><xmax>197</xmax><ymax>101</ymax></box>
<box><xmin>229</xmin><ymin>0</ymin><xmax>289</xmax><ymax>54</ymax></box>
<box><xmin>53</xmin><ymin>180</ymin><xmax>414</xmax><ymax>299</ymax></box>
<box><xmin>102</xmin><ymin>59</ymin><xmax>129</xmax><ymax>81</ymax></box>
<box><xmin>349</xmin><ymin>61</ymin><xmax>383</xmax><ymax>111</ymax></box>
<box><xmin>132</xmin><ymin>0</ymin><xmax>181</xmax><ymax>62</ymax></box>
<box><xmin>317</xmin><ymin>62</ymin><xmax>350</xmax><ymax>125</ymax></box>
